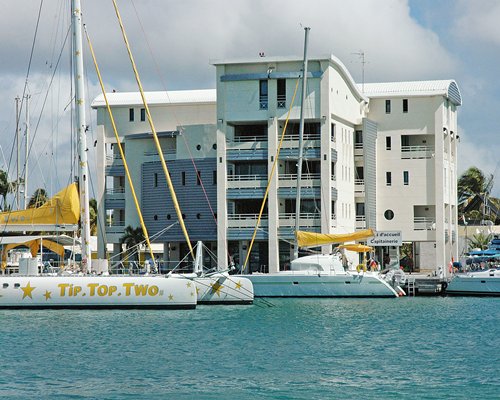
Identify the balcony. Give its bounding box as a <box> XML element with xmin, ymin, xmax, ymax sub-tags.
<box><xmin>227</xmin><ymin>135</ymin><xmax>268</xmax><ymax>143</ymax></box>
<box><xmin>227</xmin><ymin>213</ymin><xmax>268</xmax><ymax>228</ymax></box>
<box><xmin>279</xmin><ymin>212</ymin><xmax>321</xmax><ymax>228</ymax></box>
<box><xmin>401</xmin><ymin>145</ymin><xmax>434</xmax><ymax>160</ymax></box>
<box><xmin>227</xmin><ymin>174</ymin><xmax>267</xmax><ymax>189</ymax></box>
<box><xmin>355</xmin><ymin>179</ymin><xmax>365</xmax><ymax>194</ymax></box>
<box><xmin>354</xmin><ymin>143</ymin><xmax>363</xmax><ymax>156</ymax></box>
<box><xmin>356</xmin><ymin>215</ymin><xmax>366</xmax><ymax>229</ymax></box>
<box><xmin>414</xmin><ymin>217</ymin><xmax>436</xmax><ymax>231</ymax></box>
<box><xmin>106</xmin><ymin>220</ymin><xmax>125</xmax><ymax>234</ymax></box>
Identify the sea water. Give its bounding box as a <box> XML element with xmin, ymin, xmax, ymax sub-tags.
<box><xmin>0</xmin><ymin>297</ymin><xmax>498</xmax><ymax>399</ymax></box>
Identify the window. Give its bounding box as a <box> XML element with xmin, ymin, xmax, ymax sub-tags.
<box><xmin>331</xmin><ymin>123</ymin><xmax>336</xmax><ymax>142</ymax></box>
<box><xmin>384</xmin><ymin>210</ymin><xmax>394</xmax><ymax>220</ymax></box>
<box><xmin>355</xmin><ymin>202</ymin><xmax>365</xmax><ymax>216</ymax></box>
<box><xmin>385</xmin><ymin>100</ymin><xmax>391</xmax><ymax>114</ymax></box>
<box><xmin>277</xmin><ymin>79</ymin><xmax>286</xmax><ymax>108</ymax></box>
<box><xmin>355</xmin><ymin>130</ymin><xmax>363</xmax><ymax>146</ymax></box>
<box><xmin>386</xmin><ymin>171</ymin><xmax>392</xmax><ymax>186</ymax></box>
<box><xmin>196</xmin><ymin>171</ymin><xmax>201</xmax><ymax>185</ymax></box>
<box><xmin>403</xmin><ymin>99</ymin><xmax>408</xmax><ymax>113</ymax></box>
<box><xmin>259</xmin><ymin>80</ymin><xmax>268</xmax><ymax>109</ymax></box>
<box><xmin>154</xmin><ymin>173</ymin><xmax>158</xmax><ymax>187</ymax></box>
<box><xmin>213</xmin><ymin>170</ymin><xmax>217</xmax><ymax>185</ymax></box>
<box><xmin>129</xmin><ymin>108</ymin><xmax>134</xmax><ymax>121</ymax></box>
<box><xmin>403</xmin><ymin>170</ymin><xmax>409</xmax><ymax>185</ymax></box>
<box><xmin>181</xmin><ymin>171</ymin><xmax>186</xmax><ymax>186</ymax></box>
<box><xmin>386</xmin><ymin>136</ymin><xmax>392</xmax><ymax>150</ymax></box>
<box><xmin>140</xmin><ymin>108</ymin><xmax>146</xmax><ymax>121</ymax></box>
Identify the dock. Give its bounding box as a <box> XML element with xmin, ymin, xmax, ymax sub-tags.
<box><xmin>401</xmin><ymin>274</ymin><xmax>446</xmax><ymax>296</ymax></box>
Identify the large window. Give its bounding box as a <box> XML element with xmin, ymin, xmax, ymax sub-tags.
<box><xmin>259</xmin><ymin>80</ymin><xmax>268</xmax><ymax>109</ymax></box>
<box><xmin>277</xmin><ymin>79</ymin><xmax>286</xmax><ymax>108</ymax></box>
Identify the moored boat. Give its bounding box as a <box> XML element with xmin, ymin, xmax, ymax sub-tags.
<box><xmin>446</xmin><ymin>268</ymin><xmax>500</xmax><ymax>296</ymax></box>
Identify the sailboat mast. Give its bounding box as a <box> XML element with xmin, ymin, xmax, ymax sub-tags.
<box><xmin>293</xmin><ymin>27</ymin><xmax>310</xmax><ymax>260</ymax></box>
<box><xmin>24</xmin><ymin>94</ymin><xmax>30</xmax><ymax>210</ymax></box>
<box><xmin>72</xmin><ymin>0</ymin><xmax>92</xmax><ymax>272</ymax></box>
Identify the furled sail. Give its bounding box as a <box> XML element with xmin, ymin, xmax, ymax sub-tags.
<box><xmin>296</xmin><ymin>229</ymin><xmax>375</xmax><ymax>248</ymax></box>
<box><xmin>0</xmin><ymin>183</ymin><xmax>80</xmax><ymax>230</ymax></box>
<box><xmin>338</xmin><ymin>244</ymin><xmax>373</xmax><ymax>253</ymax></box>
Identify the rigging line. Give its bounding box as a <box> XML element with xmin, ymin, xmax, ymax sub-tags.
<box><xmin>18</xmin><ymin>24</ymin><xmax>72</xmax><ymax>202</ymax></box>
<box><xmin>84</xmin><ymin>24</ymin><xmax>156</xmax><ymax>265</ymax></box>
<box><xmin>242</xmin><ymin>78</ymin><xmax>301</xmax><ymax>273</ymax></box>
<box><xmin>112</xmin><ymin>0</ymin><xmax>195</xmax><ymax>261</ymax></box>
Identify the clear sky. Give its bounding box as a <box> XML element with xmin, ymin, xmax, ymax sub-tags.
<box><xmin>0</xmin><ymin>0</ymin><xmax>498</xmax><ymax>200</ymax></box>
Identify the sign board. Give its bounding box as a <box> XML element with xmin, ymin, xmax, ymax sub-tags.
<box><xmin>367</xmin><ymin>231</ymin><xmax>402</xmax><ymax>247</ymax></box>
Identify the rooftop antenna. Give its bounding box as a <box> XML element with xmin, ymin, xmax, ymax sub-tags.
<box><xmin>352</xmin><ymin>51</ymin><xmax>366</xmax><ymax>93</ymax></box>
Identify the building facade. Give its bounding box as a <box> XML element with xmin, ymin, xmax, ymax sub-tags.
<box><xmin>92</xmin><ymin>55</ymin><xmax>461</xmax><ymax>276</ymax></box>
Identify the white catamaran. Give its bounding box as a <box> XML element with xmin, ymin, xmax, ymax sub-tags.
<box><xmin>0</xmin><ymin>0</ymin><xmax>197</xmax><ymax>309</ymax></box>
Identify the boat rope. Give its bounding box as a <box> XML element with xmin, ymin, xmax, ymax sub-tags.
<box><xmin>111</xmin><ymin>0</ymin><xmax>195</xmax><ymax>261</ymax></box>
<box><xmin>83</xmin><ymin>24</ymin><xmax>156</xmax><ymax>264</ymax></box>
<box><xmin>242</xmin><ymin>78</ymin><xmax>301</xmax><ymax>273</ymax></box>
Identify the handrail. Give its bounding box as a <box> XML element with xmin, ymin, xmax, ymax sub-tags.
<box><xmin>228</xmin><ymin>135</ymin><xmax>268</xmax><ymax>143</ymax></box>
<box><xmin>279</xmin><ymin>212</ymin><xmax>320</xmax><ymax>219</ymax></box>
<box><xmin>279</xmin><ymin>173</ymin><xmax>320</xmax><ymax>180</ymax></box>
<box><xmin>228</xmin><ymin>174</ymin><xmax>267</xmax><ymax>181</ymax></box>
<box><xmin>227</xmin><ymin>214</ymin><xmax>268</xmax><ymax>220</ymax></box>
<box><xmin>355</xmin><ymin>179</ymin><xmax>365</xmax><ymax>185</ymax></box>
<box><xmin>284</xmin><ymin>133</ymin><xmax>320</xmax><ymax>141</ymax></box>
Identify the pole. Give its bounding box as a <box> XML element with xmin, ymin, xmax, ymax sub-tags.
<box><xmin>15</xmin><ymin>96</ymin><xmax>20</xmax><ymax>210</ymax></box>
<box><xmin>24</xmin><ymin>94</ymin><xmax>30</xmax><ymax>209</ymax></box>
<box><xmin>72</xmin><ymin>0</ymin><xmax>92</xmax><ymax>272</ymax></box>
<box><xmin>293</xmin><ymin>27</ymin><xmax>310</xmax><ymax>260</ymax></box>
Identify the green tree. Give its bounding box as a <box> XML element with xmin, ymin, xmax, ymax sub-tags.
<box><xmin>458</xmin><ymin>166</ymin><xmax>493</xmax><ymax>200</ymax></box>
<box><xmin>120</xmin><ymin>225</ymin><xmax>145</xmax><ymax>262</ymax></box>
<box><xmin>89</xmin><ymin>198</ymin><xmax>97</xmax><ymax>235</ymax></box>
<box><xmin>28</xmin><ymin>188</ymin><xmax>49</xmax><ymax>208</ymax></box>
<box><xmin>467</xmin><ymin>232</ymin><xmax>492</xmax><ymax>251</ymax></box>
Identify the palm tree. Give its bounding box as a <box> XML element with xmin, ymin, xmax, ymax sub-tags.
<box><xmin>0</xmin><ymin>169</ymin><xmax>14</xmax><ymax>211</ymax></box>
<box><xmin>120</xmin><ymin>225</ymin><xmax>145</xmax><ymax>263</ymax></box>
<box><xmin>467</xmin><ymin>232</ymin><xmax>492</xmax><ymax>251</ymax></box>
<box><xmin>458</xmin><ymin>166</ymin><xmax>496</xmax><ymax>223</ymax></box>
<box><xmin>28</xmin><ymin>188</ymin><xmax>49</xmax><ymax>208</ymax></box>
<box><xmin>89</xmin><ymin>198</ymin><xmax>97</xmax><ymax>235</ymax></box>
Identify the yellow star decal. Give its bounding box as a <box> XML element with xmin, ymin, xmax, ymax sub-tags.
<box><xmin>168</xmin><ymin>294</ymin><xmax>174</xmax><ymax>301</ymax></box>
<box><xmin>186</xmin><ymin>281</ymin><xmax>192</xmax><ymax>288</ymax></box>
<box><xmin>44</xmin><ymin>290</ymin><xmax>52</xmax><ymax>301</ymax></box>
<box><xmin>235</xmin><ymin>281</ymin><xmax>242</xmax><ymax>290</ymax></box>
<box><xmin>21</xmin><ymin>282</ymin><xmax>36</xmax><ymax>300</ymax></box>
<box><xmin>76</xmin><ymin>99</ymin><xmax>84</xmax><ymax>105</ymax></box>
<box><xmin>210</xmin><ymin>281</ymin><xmax>224</xmax><ymax>297</ymax></box>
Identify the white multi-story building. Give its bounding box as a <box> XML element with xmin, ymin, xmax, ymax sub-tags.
<box><xmin>92</xmin><ymin>55</ymin><xmax>461</xmax><ymax>276</ymax></box>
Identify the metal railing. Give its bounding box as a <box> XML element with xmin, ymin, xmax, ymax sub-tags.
<box><xmin>106</xmin><ymin>154</ymin><xmax>123</xmax><ymax>163</ymax></box>
<box><xmin>227</xmin><ymin>174</ymin><xmax>267</xmax><ymax>181</ymax></box>
<box><xmin>355</xmin><ymin>179</ymin><xmax>365</xmax><ymax>186</ymax></box>
<box><xmin>283</xmin><ymin>133</ymin><xmax>321</xmax><ymax>141</ymax></box>
<box><xmin>279</xmin><ymin>173</ymin><xmax>320</xmax><ymax>180</ymax></box>
<box><xmin>279</xmin><ymin>212</ymin><xmax>321</xmax><ymax>219</ymax></box>
<box><xmin>401</xmin><ymin>145</ymin><xmax>434</xmax><ymax>159</ymax></box>
<box><xmin>227</xmin><ymin>213</ymin><xmax>268</xmax><ymax>220</ymax></box>
<box><xmin>414</xmin><ymin>216</ymin><xmax>436</xmax><ymax>230</ymax></box>
<box><xmin>229</xmin><ymin>135</ymin><xmax>268</xmax><ymax>143</ymax></box>
<box><xmin>106</xmin><ymin>188</ymin><xmax>125</xmax><ymax>194</ymax></box>
<box><xmin>259</xmin><ymin>96</ymin><xmax>268</xmax><ymax>110</ymax></box>
<box><xmin>144</xmin><ymin>148</ymin><xmax>176</xmax><ymax>157</ymax></box>
<box><xmin>277</xmin><ymin>94</ymin><xmax>286</xmax><ymax>109</ymax></box>
<box><xmin>355</xmin><ymin>143</ymin><xmax>363</xmax><ymax>149</ymax></box>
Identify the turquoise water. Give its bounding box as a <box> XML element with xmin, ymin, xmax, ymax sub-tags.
<box><xmin>0</xmin><ymin>297</ymin><xmax>498</xmax><ymax>399</ymax></box>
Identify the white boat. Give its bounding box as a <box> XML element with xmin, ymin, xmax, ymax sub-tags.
<box><xmin>446</xmin><ymin>269</ymin><xmax>500</xmax><ymax>296</ymax></box>
<box><xmin>169</xmin><ymin>242</ymin><xmax>254</xmax><ymax>305</ymax></box>
<box><xmin>0</xmin><ymin>0</ymin><xmax>196</xmax><ymax>309</ymax></box>
<box><xmin>245</xmin><ymin>253</ymin><xmax>399</xmax><ymax>298</ymax></box>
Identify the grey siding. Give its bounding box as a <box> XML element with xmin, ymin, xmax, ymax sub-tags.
<box><xmin>141</xmin><ymin>159</ymin><xmax>217</xmax><ymax>242</ymax></box>
<box><xmin>362</xmin><ymin>118</ymin><xmax>377</xmax><ymax>230</ymax></box>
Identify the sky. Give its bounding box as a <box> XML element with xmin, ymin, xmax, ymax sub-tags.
<box><xmin>0</xmin><ymin>0</ymin><xmax>499</xmax><ymax>204</ymax></box>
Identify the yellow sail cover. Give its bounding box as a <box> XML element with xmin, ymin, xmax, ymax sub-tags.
<box><xmin>338</xmin><ymin>244</ymin><xmax>373</xmax><ymax>253</ymax></box>
<box><xmin>296</xmin><ymin>229</ymin><xmax>375</xmax><ymax>248</ymax></box>
<box><xmin>0</xmin><ymin>183</ymin><xmax>80</xmax><ymax>227</ymax></box>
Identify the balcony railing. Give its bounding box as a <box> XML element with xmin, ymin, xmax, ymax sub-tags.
<box><xmin>277</xmin><ymin>94</ymin><xmax>286</xmax><ymax>109</ymax></box>
<box><xmin>259</xmin><ymin>96</ymin><xmax>268</xmax><ymax>110</ymax></box>
<box><xmin>354</xmin><ymin>143</ymin><xmax>363</xmax><ymax>149</ymax></box>
<box><xmin>414</xmin><ymin>217</ymin><xmax>436</xmax><ymax>231</ymax></box>
<box><xmin>229</xmin><ymin>135</ymin><xmax>267</xmax><ymax>143</ymax></box>
<box><xmin>279</xmin><ymin>212</ymin><xmax>321</xmax><ymax>220</ymax></box>
<box><xmin>284</xmin><ymin>133</ymin><xmax>321</xmax><ymax>141</ymax></box>
<box><xmin>401</xmin><ymin>145</ymin><xmax>434</xmax><ymax>159</ymax></box>
<box><xmin>106</xmin><ymin>154</ymin><xmax>123</xmax><ymax>163</ymax></box>
<box><xmin>106</xmin><ymin>188</ymin><xmax>125</xmax><ymax>195</ymax></box>
<box><xmin>355</xmin><ymin>179</ymin><xmax>365</xmax><ymax>185</ymax></box>
<box><xmin>279</xmin><ymin>173</ymin><xmax>320</xmax><ymax>180</ymax></box>
<box><xmin>227</xmin><ymin>174</ymin><xmax>267</xmax><ymax>182</ymax></box>
<box><xmin>227</xmin><ymin>213</ymin><xmax>268</xmax><ymax>220</ymax></box>
<box><xmin>356</xmin><ymin>215</ymin><xmax>366</xmax><ymax>221</ymax></box>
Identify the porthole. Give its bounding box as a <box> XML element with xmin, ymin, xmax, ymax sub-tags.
<box><xmin>384</xmin><ymin>210</ymin><xmax>394</xmax><ymax>220</ymax></box>
<box><xmin>212</xmin><ymin>143</ymin><xmax>217</xmax><ymax>150</ymax></box>
<box><xmin>154</xmin><ymin>215</ymin><xmax>158</xmax><ymax>221</ymax></box>
<box><xmin>166</xmin><ymin>214</ymin><xmax>171</xmax><ymax>220</ymax></box>
<box><xmin>14</xmin><ymin>283</ymin><xmax>20</xmax><ymax>288</ymax></box>
<box><xmin>3</xmin><ymin>283</ymin><xmax>8</xmax><ymax>288</ymax></box>
<box><xmin>182</xmin><ymin>213</ymin><xmax>186</xmax><ymax>219</ymax></box>
<box><xmin>196</xmin><ymin>213</ymin><xmax>201</xmax><ymax>219</ymax></box>
<box><xmin>196</xmin><ymin>144</ymin><xmax>201</xmax><ymax>151</ymax></box>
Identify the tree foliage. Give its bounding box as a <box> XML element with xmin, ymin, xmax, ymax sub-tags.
<box><xmin>467</xmin><ymin>232</ymin><xmax>493</xmax><ymax>251</ymax></box>
<box><xmin>28</xmin><ymin>188</ymin><xmax>49</xmax><ymax>208</ymax></box>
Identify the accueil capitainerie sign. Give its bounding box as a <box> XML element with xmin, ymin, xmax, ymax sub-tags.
<box><xmin>367</xmin><ymin>231</ymin><xmax>402</xmax><ymax>246</ymax></box>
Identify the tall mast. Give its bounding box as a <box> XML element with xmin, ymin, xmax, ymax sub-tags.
<box><xmin>72</xmin><ymin>0</ymin><xmax>91</xmax><ymax>272</ymax></box>
<box><xmin>15</xmin><ymin>96</ymin><xmax>21</xmax><ymax>210</ymax></box>
<box><xmin>24</xmin><ymin>94</ymin><xmax>30</xmax><ymax>209</ymax></box>
<box><xmin>293</xmin><ymin>27</ymin><xmax>310</xmax><ymax>260</ymax></box>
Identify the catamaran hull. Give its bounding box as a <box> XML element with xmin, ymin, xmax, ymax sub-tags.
<box><xmin>446</xmin><ymin>275</ymin><xmax>500</xmax><ymax>296</ymax></box>
<box><xmin>243</xmin><ymin>273</ymin><xmax>399</xmax><ymax>298</ymax></box>
<box><xmin>171</xmin><ymin>274</ymin><xmax>254</xmax><ymax>304</ymax></box>
<box><xmin>0</xmin><ymin>276</ymin><xmax>196</xmax><ymax>309</ymax></box>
